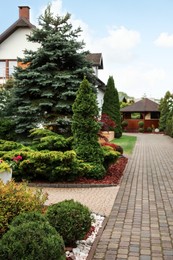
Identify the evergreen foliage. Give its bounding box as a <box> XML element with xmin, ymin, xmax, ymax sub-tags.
<box><xmin>0</xmin><ymin>79</ymin><xmax>15</xmax><ymax>117</ymax></box>
<box><xmin>72</xmin><ymin>78</ymin><xmax>104</xmax><ymax>166</ymax></box>
<box><xmin>46</xmin><ymin>199</ymin><xmax>92</xmax><ymax>246</ymax></box>
<box><xmin>0</xmin><ymin>222</ymin><xmax>65</xmax><ymax>260</ymax></box>
<box><xmin>102</xmin><ymin>76</ymin><xmax>122</xmax><ymax>138</ymax></box>
<box><xmin>159</xmin><ymin>91</ymin><xmax>173</xmax><ymax>132</ymax></box>
<box><xmin>13</xmin><ymin>5</ymin><xmax>95</xmax><ymax>136</ymax></box>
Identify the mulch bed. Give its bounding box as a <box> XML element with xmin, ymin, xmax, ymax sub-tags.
<box><xmin>72</xmin><ymin>156</ymin><xmax>128</xmax><ymax>185</ymax></box>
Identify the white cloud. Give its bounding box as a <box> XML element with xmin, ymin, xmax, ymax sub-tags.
<box><xmin>86</xmin><ymin>26</ymin><xmax>141</xmax><ymax>64</ymax></box>
<box><xmin>99</xmin><ymin>64</ymin><xmax>166</xmax><ymax>99</ymax></box>
<box><xmin>154</xmin><ymin>33</ymin><xmax>173</xmax><ymax>47</ymax></box>
<box><xmin>34</xmin><ymin>0</ymin><xmax>170</xmax><ymax>99</ymax></box>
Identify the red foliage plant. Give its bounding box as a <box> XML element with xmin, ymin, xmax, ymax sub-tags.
<box><xmin>101</xmin><ymin>142</ymin><xmax>118</xmax><ymax>150</ymax></box>
<box><xmin>101</xmin><ymin>142</ymin><xmax>123</xmax><ymax>154</ymax></box>
<box><xmin>99</xmin><ymin>114</ymin><xmax>116</xmax><ymax>131</ymax></box>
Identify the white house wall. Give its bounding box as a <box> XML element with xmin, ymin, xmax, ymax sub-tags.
<box><xmin>0</xmin><ymin>28</ymin><xmax>39</xmax><ymax>59</ymax></box>
<box><xmin>97</xmin><ymin>88</ymin><xmax>104</xmax><ymax>113</ymax></box>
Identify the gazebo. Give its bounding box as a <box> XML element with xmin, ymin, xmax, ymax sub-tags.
<box><xmin>120</xmin><ymin>98</ymin><xmax>160</xmax><ymax>132</ymax></box>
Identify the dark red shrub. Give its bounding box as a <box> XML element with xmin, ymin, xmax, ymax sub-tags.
<box><xmin>99</xmin><ymin>114</ymin><xmax>116</xmax><ymax>131</ymax></box>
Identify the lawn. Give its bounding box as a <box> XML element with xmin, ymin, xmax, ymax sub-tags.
<box><xmin>112</xmin><ymin>134</ymin><xmax>137</xmax><ymax>155</ymax></box>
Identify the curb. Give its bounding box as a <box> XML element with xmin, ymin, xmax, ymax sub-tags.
<box><xmin>28</xmin><ymin>183</ymin><xmax>117</xmax><ymax>188</ymax></box>
<box><xmin>86</xmin><ymin>217</ymin><xmax>108</xmax><ymax>260</ymax></box>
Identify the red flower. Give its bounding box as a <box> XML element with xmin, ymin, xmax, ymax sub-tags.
<box><xmin>12</xmin><ymin>155</ymin><xmax>23</xmax><ymax>162</ymax></box>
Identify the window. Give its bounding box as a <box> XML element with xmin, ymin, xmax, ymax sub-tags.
<box><xmin>9</xmin><ymin>61</ymin><xmax>17</xmax><ymax>76</ymax></box>
<box><xmin>0</xmin><ymin>60</ymin><xmax>17</xmax><ymax>80</ymax></box>
<box><xmin>0</xmin><ymin>61</ymin><xmax>6</xmax><ymax>78</ymax></box>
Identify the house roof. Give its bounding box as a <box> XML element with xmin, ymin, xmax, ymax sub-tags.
<box><xmin>95</xmin><ymin>76</ymin><xmax>106</xmax><ymax>91</ymax></box>
<box><xmin>0</xmin><ymin>17</ymin><xmax>35</xmax><ymax>44</ymax></box>
<box><xmin>120</xmin><ymin>98</ymin><xmax>159</xmax><ymax>112</ymax></box>
<box><xmin>86</xmin><ymin>53</ymin><xmax>103</xmax><ymax>69</ymax></box>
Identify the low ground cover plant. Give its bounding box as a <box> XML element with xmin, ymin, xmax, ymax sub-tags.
<box><xmin>0</xmin><ymin>135</ymin><xmax>121</xmax><ymax>182</ymax></box>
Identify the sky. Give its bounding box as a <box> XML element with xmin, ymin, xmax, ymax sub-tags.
<box><xmin>1</xmin><ymin>0</ymin><xmax>173</xmax><ymax>100</ymax></box>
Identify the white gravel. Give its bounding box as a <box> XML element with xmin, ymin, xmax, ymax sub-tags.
<box><xmin>66</xmin><ymin>213</ymin><xmax>105</xmax><ymax>260</ymax></box>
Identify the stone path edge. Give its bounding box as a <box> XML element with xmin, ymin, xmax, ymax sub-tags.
<box><xmin>86</xmin><ymin>217</ymin><xmax>108</xmax><ymax>260</ymax></box>
<box><xmin>28</xmin><ymin>183</ymin><xmax>117</xmax><ymax>188</ymax></box>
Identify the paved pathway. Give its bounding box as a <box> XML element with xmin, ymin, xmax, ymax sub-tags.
<box><xmin>92</xmin><ymin>134</ymin><xmax>173</xmax><ymax>260</ymax></box>
<box><xmin>37</xmin><ymin>186</ymin><xmax>119</xmax><ymax>217</ymax></box>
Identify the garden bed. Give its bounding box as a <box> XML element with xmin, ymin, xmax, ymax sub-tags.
<box><xmin>30</xmin><ymin>156</ymin><xmax>128</xmax><ymax>187</ymax></box>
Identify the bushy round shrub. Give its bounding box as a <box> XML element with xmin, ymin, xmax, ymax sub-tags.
<box><xmin>46</xmin><ymin>199</ymin><xmax>92</xmax><ymax>246</ymax></box>
<box><xmin>138</xmin><ymin>121</ymin><xmax>144</xmax><ymax>128</ymax></box>
<box><xmin>138</xmin><ymin>127</ymin><xmax>144</xmax><ymax>133</ymax></box>
<box><xmin>0</xmin><ymin>222</ymin><xmax>65</xmax><ymax>260</ymax></box>
<box><xmin>147</xmin><ymin>127</ymin><xmax>152</xmax><ymax>132</ymax></box>
<box><xmin>10</xmin><ymin>211</ymin><xmax>48</xmax><ymax>227</ymax></box>
<box><xmin>121</xmin><ymin>120</ymin><xmax>128</xmax><ymax>128</ymax></box>
<box><xmin>0</xmin><ymin>180</ymin><xmax>47</xmax><ymax>237</ymax></box>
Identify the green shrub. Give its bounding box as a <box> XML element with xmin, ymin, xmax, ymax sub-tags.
<box><xmin>10</xmin><ymin>211</ymin><xmax>48</xmax><ymax>227</ymax></box>
<box><xmin>46</xmin><ymin>199</ymin><xmax>92</xmax><ymax>246</ymax></box>
<box><xmin>16</xmin><ymin>150</ymin><xmax>85</xmax><ymax>182</ymax></box>
<box><xmin>0</xmin><ymin>180</ymin><xmax>47</xmax><ymax>237</ymax></box>
<box><xmin>84</xmin><ymin>163</ymin><xmax>106</xmax><ymax>179</ymax></box>
<box><xmin>165</xmin><ymin>117</ymin><xmax>173</xmax><ymax>137</ymax></box>
<box><xmin>102</xmin><ymin>146</ymin><xmax>120</xmax><ymax>169</ymax></box>
<box><xmin>121</xmin><ymin>120</ymin><xmax>128</xmax><ymax>128</ymax></box>
<box><xmin>138</xmin><ymin>127</ymin><xmax>144</xmax><ymax>133</ymax></box>
<box><xmin>147</xmin><ymin>127</ymin><xmax>152</xmax><ymax>132</ymax></box>
<box><xmin>0</xmin><ymin>118</ymin><xmax>17</xmax><ymax>141</ymax></box>
<box><xmin>138</xmin><ymin>121</ymin><xmax>144</xmax><ymax>128</ymax></box>
<box><xmin>0</xmin><ymin>222</ymin><xmax>65</xmax><ymax>260</ymax></box>
<box><xmin>0</xmin><ymin>149</ymin><xmax>93</xmax><ymax>182</ymax></box>
<box><xmin>29</xmin><ymin>128</ymin><xmax>73</xmax><ymax>151</ymax></box>
<box><xmin>0</xmin><ymin>139</ymin><xmax>23</xmax><ymax>151</ymax></box>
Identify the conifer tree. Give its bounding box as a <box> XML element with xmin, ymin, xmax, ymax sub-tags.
<box><xmin>102</xmin><ymin>76</ymin><xmax>122</xmax><ymax>138</ymax></box>
<box><xmin>159</xmin><ymin>91</ymin><xmax>173</xmax><ymax>135</ymax></box>
<box><xmin>72</xmin><ymin>78</ymin><xmax>105</xmax><ymax>179</ymax></box>
<box><xmin>13</xmin><ymin>5</ymin><xmax>95</xmax><ymax>136</ymax></box>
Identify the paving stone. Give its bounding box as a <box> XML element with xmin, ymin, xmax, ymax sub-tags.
<box><xmin>92</xmin><ymin>134</ymin><xmax>173</xmax><ymax>259</ymax></box>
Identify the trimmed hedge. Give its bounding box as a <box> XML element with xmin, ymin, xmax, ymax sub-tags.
<box><xmin>0</xmin><ymin>222</ymin><xmax>65</xmax><ymax>260</ymax></box>
<box><xmin>46</xmin><ymin>199</ymin><xmax>92</xmax><ymax>246</ymax></box>
<box><xmin>10</xmin><ymin>211</ymin><xmax>48</xmax><ymax>227</ymax></box>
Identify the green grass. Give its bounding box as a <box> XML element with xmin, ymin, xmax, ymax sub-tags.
<box><xmin>111</xmin><ymin>134</ymin><xmax>137</xmax><ymax>155</ymax></box>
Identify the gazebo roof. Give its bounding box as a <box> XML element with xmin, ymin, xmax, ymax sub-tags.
<box><xmin>120</xmin><ymin>98</ymin><xmax>160</xmax><ymax>113</ymax></box>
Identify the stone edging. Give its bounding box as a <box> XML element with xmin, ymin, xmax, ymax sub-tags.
<box><xmin>86</xmin><ymin>216</ymin><xmax>108</xmax><ymax>260</ymax></box>
<box><xmin>28</xmin><ymin>183</ymin><xmax>117</xmax><ymax>188</ymax></box>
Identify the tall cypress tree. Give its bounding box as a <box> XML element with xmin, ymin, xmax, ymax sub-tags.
<box><xmin>13</xmin><ymin>5</ymin><xmax>95</xmax><ymax>136</ymax></box>
<box><xmin>72</xmin><ymin>78</ymin><xmax>105</xmax><ymax>179</ymax></box>
<box><xmin>159</xmin><ymin>91</ymin><xmax>173</xmax><ymax>134</ymax></box>
<box><xmin>102</xmin><ymin>76</ymin><xmax>122</xmax><ymax>138</ymax></box>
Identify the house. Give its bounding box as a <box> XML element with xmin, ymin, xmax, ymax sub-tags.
<box><xmin>0</xmin><ymin>6</ymin><xmax>39</xmax><ymax>84</ymax></box>
<box><xmin>121</xmin><ymin>98</ymin><xmax>160</xmax><ymax>132</ymax></box>
<box><xmin>86</xmin><ymin>53</ymin><xmax>105</xmax><ymax>110</ymax></box>
<box><xmin>0</xmin><ymin>6</ymin><xmax>105</xmax><ymax>110</ymax></box>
